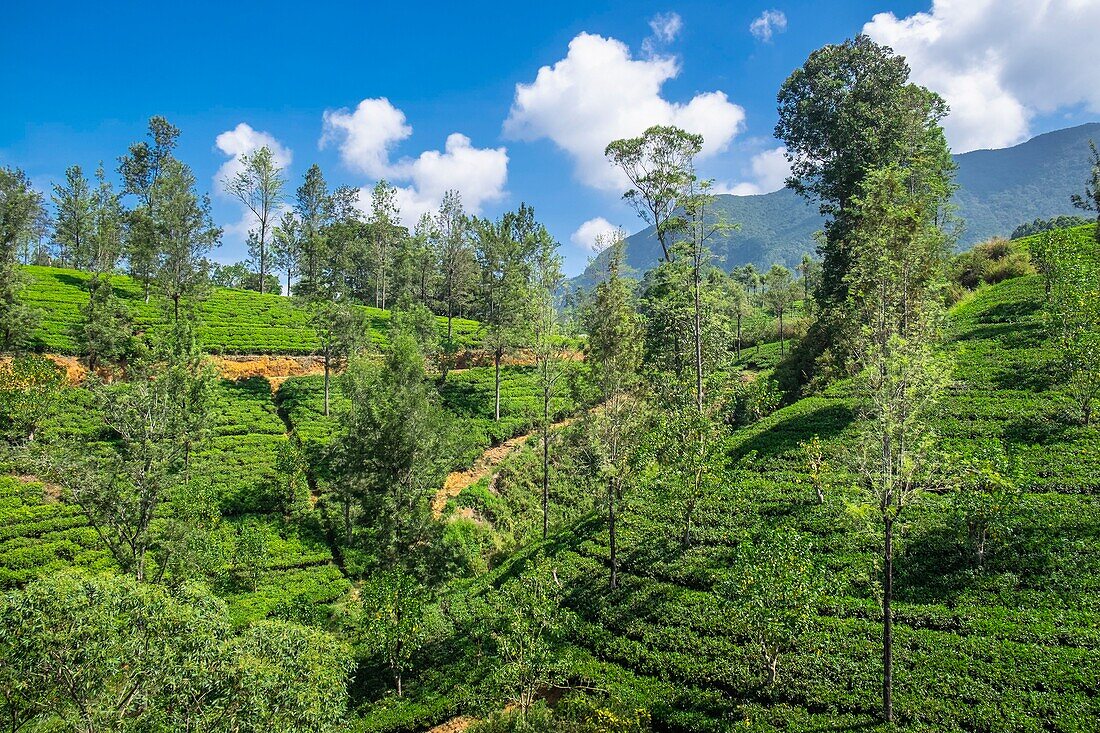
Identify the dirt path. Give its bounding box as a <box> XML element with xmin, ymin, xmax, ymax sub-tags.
<box><xmin>431</xmin><ymin>415</ymin><xmax>579</xmax><ymax>518</ymax></box>
<box><xmin>424</xmin><ymin>717</ymin><xmax>477</xmax><ymax>733</ymax></box>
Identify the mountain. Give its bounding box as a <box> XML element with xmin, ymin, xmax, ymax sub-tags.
<box><xmin>571</xmin><ymin>122</ymin><xmax>1100</xmax><ymax>290</ymax></box>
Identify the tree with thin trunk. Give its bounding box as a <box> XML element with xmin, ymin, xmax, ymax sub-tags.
<box><xmin>51</xmin><ymin>165</ymin><xmax>95</xmax><ymax>269</ymax></box>
<box><xmin>119</xmin><ymin>116</ymin><xmax>180</xmax><ymax>302</ymax></box>
<box><xmin>292</xmin><ymin>164</ymin><xmax>330</xmax><ymax>298</ymax></box>
<box><xmin>528</xmin><ymin>225</ymin><xmax>566</xmax><ymax>540</ymax></box>
<box><xmin>583</xmin><ymin>230</ymin><xmax>644</xmax><ymax>588</ymax></box>
<box><xmin>605</xmin><ymin>125</ymin><xmax>702</xmax><ymax>263</ymax></box>
<box><xmin>432</xmin><ymin>191</ymin><xmax>476</xmax><ymax>379</ymax></box>
<box><xmin>845</xmin><ymin>163</ymin><xmax>954</xmax><ymax>724</ymax></box>
<box><xmin>368</xmin><ymin>180</ymin><xmax>402</xmax><ymax>310</ymax></box>
<box><xmin>726</xmin><ymin>278</ymin><xmax>751</xmax><ymax>360</ymax></box>
<box><xmin>224</xmin><ymin>146</ymin><xmax>285</xmax><ymax>294</ymax></box>
<box><xmin>474</xmin><ymin>205</ymin><xmax>536</xmax><ymax>421</ymax></box>
<box><xmin>0</xmin><ymin>167</ymin><xmax>45</xmax><ymax>350</ymax></box>
<box><xmin>153</xmin><ymin>159</ymin><xmax>221</xmax><ymax>322</ymax></box>
<box><xmin>763</xmin><ymin>265</ymin><xmax>796</xmax><ymax>355</ymax></box>
<box><xmin>719</xmin><ymin>528</ymin><xmax>824</xmax><ymax>687</ymax></box>
<box><xmin>310</xmin><ymin>300</ymin><xmax>365</xmax><ymax>417</ymax></box>
<box><xmin>272</xmin><ymin>210</ymin><xmax>300</xmax><ymax>295</ymax></box>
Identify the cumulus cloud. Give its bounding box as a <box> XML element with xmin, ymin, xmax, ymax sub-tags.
<box><xmin>385</xmin><ymin>133</ymin><xmax>509</xmax><ymax>224</ymax></box>
<box><xmin>504</xmin><ymin>32</ymin><xmax>746</xmax><ymax>191</ymax></box>
<box><xmin>320</xmin><ymin>98</ymin><xmax>412</xmax><ymax>177</ymax></box>
<box><xmin>213</xmin><ymin>123</ymin><xmax>293</xmax><ymax>189</ymax></box>
<box><xmin>715</xmin><ymin>146</ymin><xmax>790</xmax><ymax>196</ymax></box>
<box><xmin>864</xmin><ymin>0</ymin><xmax>1100</xmax><ymax>153</ymax></box>
<box><xmin>570</xmin><ymin>217</ymin><xmax>620</xmax><ymax>253</ymax></box>
<box><xmin>321</xmin><ymin>98</ymin><xmax>508</xmax><ymax>226</ymax></box>
<box><xmin>642</xmin><ymin>11</ymin><xmax>683</xmax><ymax>55</ymax></box>
<box><xmin>749</xmin><ymin>10</ymin><xmax>787</xmax><ymax>43</ymax></box>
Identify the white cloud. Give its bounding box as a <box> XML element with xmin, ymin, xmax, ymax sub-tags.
<box><xmin>642</xmin><ymin>11</ymin><xmax>683</xmax><ymax>55</ymax></box>
<box><xmin>504</xmin><ymin>32</ymin><xmax>746</xmax><ymax>191</ymax></box>
<box><xmin>213</xmin><ymin>123</ymin><xmax>293</xmax><ymax>190</ymax></box>
<box><xmin>715</xmin><ymin>146</ymin><xmax>790</xmax><ymax>196</ymax></box>
<box><xmin>750</xmin><ymin>10</ymin><xmax>787</xmax><ymax>43</ymax></box>
<box><xmin>864</xmin><ymin>0</ymin><xmax>1100</xmax><ymax>153</ymax></box>
<box><xmin>570</xmin><ymin>217</ymin><xmax>620</xmax><ymax>252</ymax></box>
<box><xmin>321</xmin><ymin>99</ymin><xmax>509</xmax><ymax>226</ymax></box>
<box><xmin>384</xmin><ymin>133</ymin><xmax>509</xmax><ymax>225</ymax></box>
<box><xmin>319</xmin><ymin>98</ymin><xmax>412</xmax><ymax>177</ymax></box>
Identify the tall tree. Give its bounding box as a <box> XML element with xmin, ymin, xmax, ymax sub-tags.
<box><xmin>845</xmin><ymin>163</ymin><xmax>954</xmax><ymax>724</ymax></box>
<box><xmin>368</xmin><ymin>180</ymin><xmax>403</xmax><ymax>309</ymax></box>
<box><xmin>725</xmin><ymin>278</ymin><xmax>751</xmax><ymax>360</ymax></box>
<box><xmin>433</xmin><ymin>191</ymin><xmax>476</xmax><ymax>376</ymax></box>
<box><xmin>474</xmin><ymin>205</ymin><xmax>535</xmax><ymax>421</ymax></box>
<box><xmin>776</xmin><ymin>35</ymin><xmax>952</xmax><ymax>305</ymax></box>
<box><xmin>605</xmin><ymin>125</ymin><xmax>703</xmax><ymax>263</ymax></box>
<box><xmin>763</xmin><ymin>264</ymin><xmax>796</xmax><ymax>355</ymax></box>
<box><xmin>293</xmin><ymin>164</ymin><xmax>331</xmax><ymax>298</ymax></box>
<box><xmin>528</xmin><ymin>225</ymin><xmax>566</xmax><ymax>540</ymax></box>
<box><xmin>272</xmin><ymin>210</ymin><xmax>301</xmax><ymax>295</ymax></box>
<box><xmin>224</xmin><ymin>146</ymin><xmax>286</xmax><ymax>294</ymax></box>
<box><xmin>0</xmin><ymin>167</ymin><xmax>45</xmax><ymax>350</ymax></box>
<box><xmin>311</xmin><ymin>300</ymin><xmax>366</xmax><ymax>417</ymax></box>
<box><xmin>154</xmin><ymin>160</ymin><xmax>221</xmax><ymax>321</ymax></box>
<box><xmin>119</xmin><ymin>116</ymin><xmax>181</xmax><ymax>302</ymax></box>
<box><xmin>583</xmin><ymin>231</ymin><xmax>644</xmax><ymax>588</ymax></box>
<box><xmin>51</xmin><ymin>165</ymin><xmax>95</xmax><ymax>268</ymax></box>
<box><xmin>1070</xmin><ymin>139</ymin><xmax>1100</xmax><ymax>244</ymax></box>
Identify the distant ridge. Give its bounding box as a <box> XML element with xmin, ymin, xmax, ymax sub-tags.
<box><xmin>571</xmin><ymin>122</ymin><xmax>1100</xmax><ymax>290</ymax></box>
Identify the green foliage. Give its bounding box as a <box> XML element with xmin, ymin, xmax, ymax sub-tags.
<box><xmin>950</xmin><ymin>237</ymin><xmax>1034</xmax><ymax>291</ymax></box>
<box><xmin>0</xmin><ymin>571</ymin><xmax>352</xmax><ymax>732</ymax></box>
<box><xmin>718</xmin><ymin>528</ymin><xmax>826</xmax><ymax>686</ymax></box>
<box><xmin>0</xmin><ymin>354</ymin><xmax>65</xmax><ymax>442</ymax></box>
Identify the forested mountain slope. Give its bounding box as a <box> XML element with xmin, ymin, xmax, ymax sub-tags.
<box><xmin>571</xmin><ymin>123</ymin><xmax>1100</xmax><ymax>290</ymax></box>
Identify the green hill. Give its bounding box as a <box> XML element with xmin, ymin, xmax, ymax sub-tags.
<box><xmin>572</xmin><ymin>123</ymin><xmax>1100</xmax><ymax>290</ymax></box>
<box><xmin>19</xmin><ymin>265</ymin><xmax>483</xmax><ymax>355</ymax></box>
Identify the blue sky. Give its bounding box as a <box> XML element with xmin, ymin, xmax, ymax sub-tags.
<box><xmin>3</xmin><ymin>1</ymin><xmax>1099</xmax><ymax>276</ymax></box>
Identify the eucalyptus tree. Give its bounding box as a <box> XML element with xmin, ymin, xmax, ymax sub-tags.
<box><xmin>763</xmin><ymin>264</ymin><xmax>796</xmax><ymax>355</ymax></box>
<box><xmin>528</xmin><ymin>225</ymin><xmax>566</xmax><ymax>540</ymax></box>
<box><xmin>154</xmin><ymin>159</ymin><xmax>221</xmax><ymax>322</ymax></box>
<box><xmin>432</xmin><ymin>191</ymin><xmax>477</xmax><ymax>381</ymax></box>
<box><xmin>50</xmin><ymin>164</ymin><xmax>95</xmax><ymax>268</ymax></box>
<box><xmin>368</xmin><ymin>179</ymin><xmax>403</xmax><ymax>309</ymax></box>
<box><xmin>1071</xmin><ymin>139</ymin><xmax>1100</xmax><ymax>244</ymax></box>
<box><xmin>293</xmin><ymin>164</ymin><xmax>330</xmax><ymax>298</ymax></box>
<box><xmin>605</xmin><ymin>125</ymin><xmax>703</xmax><ymax>263</ymax></box>
<box><xmin>0</xmin><ymin>166</ymin><xmax>45</xmax><ymax>350</ymax></box>
<box><xmin>272</xmin><ymin>210</ymin><xmax>300</xmax><ymax>295</ymax></box>
<box><xmin>583</xmin><ymin>230</ymin><xmax>644</xmax><ymax>588</ymax></box>
<box><xmin>79</xmin><ymin>166</ymin><xmax>132</xmax><ymax>370</ymax></box>
<box><xmin>726</xmin><ymin>278</ymin><xmax>752</xmax><ymax>359</ymax></box>
<box><xmin>224</xmin><ymin>145</ymin><xmax>286</xmax><ymax>294</ymax></box>
<box><xmin>844</xmin><ymin>162</ymin><xmax>954</xmax><ymax>724</ymax></box>
<box><xmin>474</xmin><ymin>204</ymin><xmax>536</xmax><ymax>421</ymax></box>
<box><xmin>119</xmin><ymin>116</ymin><xmax>181</xmax><ymax>301</ymax></box>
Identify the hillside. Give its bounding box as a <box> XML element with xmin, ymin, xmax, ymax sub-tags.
<box><xmin>373</xmin><ymin>266</ymin><xmax>1100</xmax><ymax>731</ymax></box>
<box><xmin>19</xmin><ymin>266</ymin><xmax>483</xmax><ymax>355</ymax></box>
<box><xmin>572</xmin><ymin>122</ymin><xmax>1100</xmax><ymax>290</ymax></box>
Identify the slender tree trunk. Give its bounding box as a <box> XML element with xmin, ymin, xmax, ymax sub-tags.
<box><xmin>323</xmin><ymin>353</ymin><xmax>331</xmax><ymax>417</ymax></box>
<box><xmin>779</xmin><ymin>311</ymin><xmax>785</xmax><ymax>355</ymax></box>
<box><xmin>608</xmin><ymin>476</ymin><xmax>617</xmax><ymax>589</ymax></box>
<box><xmin>542</xmin><ymin>390</ymin><xmax>550</xmax><ymax>541</ymax></box>
<box><xmin>694</xmin><ymin>254</ymin><xmax>703</xmax><ymax>411</ymax></box>
<box><xmin>736</xmin><ymin>314</ymin><xmax>742</xmax><ymax>359</ymax></box>
<box><xmin>883</xmin><ymin>514</ymin><xmax>894</xmax><ymax>723</ymax></box>
<box><xmin>494</xmin><ymin>347</ymin><xmax>502</xmax><ymax>422</ymax></box>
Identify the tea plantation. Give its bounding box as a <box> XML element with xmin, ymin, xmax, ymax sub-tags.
<box><xmin>19</xmin><ymin>265</ymin><xmax>483</xmax><ymax>354</ymax></box>
<box><xmin>350</xmin><ymin>269</ymin><xmax>1100</xmax><ymax>732</ymax></box>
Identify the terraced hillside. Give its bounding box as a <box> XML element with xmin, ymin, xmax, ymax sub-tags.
<box><xmin>359</xmin><ymin>270</ymin><xmax>1100</xmax><ymax>732</ymax></box>
<box><xmin>19</xmin><ymin>265</ymin><xmax>483</xmax><ymax>354</ymax></box>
